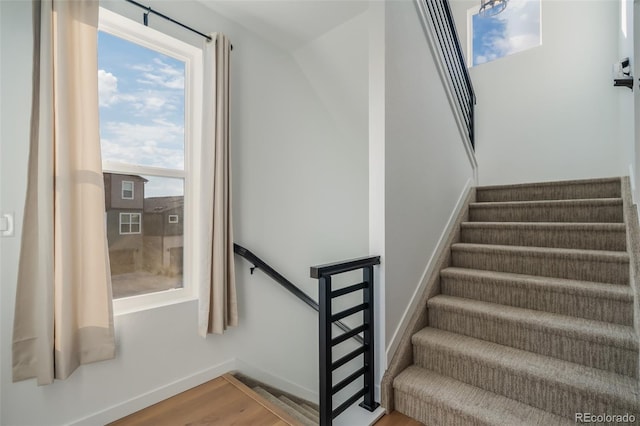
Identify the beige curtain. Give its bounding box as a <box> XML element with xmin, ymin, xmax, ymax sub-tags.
<box><xmin>12</xmin><ymin>0</ymin><xmax>115</xmax><ymax>385</ymax></box>
<box><xmin>198</xmin><ymin>33</ymin><xmax>237</xmax><ymax>336</ymax></box>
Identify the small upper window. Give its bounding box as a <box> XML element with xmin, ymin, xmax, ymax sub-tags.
<box><xmin>168</xmin><ymin>214</ymin><xmax>179</xmax><ymax>224</ymax></box>
<box><xmin>468</xmin><ymin>0</ymin><xmax>541</xmax><ymax>67</ymax></box>
<box><xmin>122</xmin><ymin>181</ymin><xmax>134</xmax><ymax>199</ymax></box>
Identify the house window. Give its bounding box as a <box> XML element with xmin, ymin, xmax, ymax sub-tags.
<box><xmin>98</xmin><ymin>8</ymin><xmax>203</xmax><ymax>311</ymax></box>
<box><xmin>122</xmin><ymin>181</ymin><xmax>134</xmax><ymax>199</ymax></box>
<box><xmin>120</xmin><ymin>212</ymin><xmax>141</xmax><ymax>234</ymax></box>
<box><xmin>468</xmin><ymin>0</ymin><xmax>541</xmax><ymax>67</ymax></box>
<box><xmin>168</xmin><ymin>214</ymin><xmax>179</xmax><ymax>224</ymax></box>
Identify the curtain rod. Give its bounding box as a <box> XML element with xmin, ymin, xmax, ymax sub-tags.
<box><xmin>124</xmin><ymin>0</ymin><xmax>233</xmax><ymax>50</ymax></box>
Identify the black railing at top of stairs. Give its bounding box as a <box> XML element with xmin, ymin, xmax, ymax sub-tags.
<box><xmin>422</xmin><ymin>0</ymin><xmax>476</xmax><ymax>148</ymax></box>
<box><xmin>233</xmin><ymin>243</ymin><xmax>381</xmax><ymax>425</ymax></box>
<box><xmin>311</xmin><ymin>255</ymin><xmax>381</xmax><ymax>425</ymax></box>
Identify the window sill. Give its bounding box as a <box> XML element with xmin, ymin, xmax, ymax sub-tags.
<box><xmin>113</xmin><ymin>289</ymin><xmax>198</xmax><ymax>316</ymax></box>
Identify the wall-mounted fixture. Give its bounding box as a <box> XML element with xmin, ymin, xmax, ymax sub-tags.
<box><xmin>479</xmin><ymin>0</ymin><xmax>508</xmax><ymax>17</ymax></box>
<box><xmin>0</xmin><ymin>213</ymin><xmax>14</xmax><ymax>237</ymax></box>
<box><xmin>613</xmin><ymin>57</ymin><xmax>633</xmax><ymax>91</ymax></box>
<box><xmin>614</xmin><ymin>78</ymin><xmax>634</xmax><ymax>90</ymax></box>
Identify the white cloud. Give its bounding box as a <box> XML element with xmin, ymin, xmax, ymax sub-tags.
<box><xmin>99</xmin><ymin>54</ymin><xmax>186</xmax><ymax>172</ymax></box>
<box><xmin>98</xmin><ymin>69</ymin><xmax>119</xmax><ymax>107</ymax></box>
<box><xmin>137</xmin><ymin>58</ymin><xmax>184</xmax><ymax>90</ymax></box>
<box><xmin>144</xmin><ymin>95</ymin><xmax>167</xmax><ymax>110</ymax></box>
<box><xmin>130</xmin><ymin>63</ymin><xmax>154</xmax><ymax>72</ymax></box>
<box><xmin>499</xmin><ymin>0</ymin><xmax>541</xmax><ymax>55</ymax></box>
<box><xmin>101</xmin><ymin>119</ymin><xmax>184</xmax><ymax>169</ymax></box>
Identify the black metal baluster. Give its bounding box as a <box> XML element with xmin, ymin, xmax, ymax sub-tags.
<box><xmin>319</xmin><ymin>275</ymin><xmax>332</xmax><ymax>426</ymax></box>
<box><xmin>360</xmin><ymin>265</ymin><xmax>378</xmax><ymax>411</ymax></box>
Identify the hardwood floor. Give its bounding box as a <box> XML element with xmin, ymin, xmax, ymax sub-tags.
<box><xmin>109</xmin><ymin>374</ymin><xmax>300</xmax><ymax>426</ymax></box>
<box><xmin>109</xmin><ymin>373</ymin><xmax>422</xmax><ymax>426</ymax></box>
<box><xmin>374</xmin><ymin>411</ymin><xmax>424</xmax><ymax>426</ymax></box>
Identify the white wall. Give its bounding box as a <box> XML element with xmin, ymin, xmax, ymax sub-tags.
<box><xmin>368</xmin><ymin>0</ymin><xmax>387</xmax><ymax>395</ymax></box>
<box><xmin>619</xmin><ymin>0</ymin><xmax>635</xmax><ymax>200</ymax></box>
<box><xmin>292</xmin><ymin>11</ymin><xmax>369</xmax><ymax>147</ymax></box>
<box><xmin>384</xmin><ymin>0</ymin><xmax>476</xmax><ymax>352</ymax></box>
<box><xmin>451</xmin><ymin>0</ymin><xmax>625</xmax><ymax>185</ymax></box>
<box><xmin>0</xmin><ymin>0</ymin><xmax>369</xmax><ymax>424</ymax></box>
<box><xmin>635</xmin><ymin>0</ymin><xmax>640</xmax><ymax>203</ymax></box>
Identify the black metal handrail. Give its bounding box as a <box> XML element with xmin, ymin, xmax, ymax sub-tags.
<box><xmin>423</xmin><ymin>0</ymin><xmax>476</xmax><ymax>148</ymax></box>
<box><xmin>233</xmin><ymin>243</ymin><xmax>363</xmax><ymax>345</ymax></box>
<box><xmin>311</xmin><ymin>255</ymin><xmax>381</xmax><ymax>426</ymax></box>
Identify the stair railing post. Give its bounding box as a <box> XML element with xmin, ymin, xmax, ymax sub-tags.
<box><xmin>319</xmin><ymin>275</ymin><xmax>332</xmax><ymax>426</ymax></box>
<box><xmin>360</xmin><ymin>265</ymin><xmax>379</xmax><ymax>411</ymax></box>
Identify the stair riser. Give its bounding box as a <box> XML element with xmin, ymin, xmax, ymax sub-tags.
<box><xmin>428</xmin><ymin>308</ymin><xmax>638</xmax><ymax>377</ymax></box>
<box><xmin>413</xmin><ymin>344</ymin><xmax>635</xmax><ymax>419</ymax></box>
<box><xmin>395</xmin><ymin>390</ymin><xmax>492</xmax><ymax>426</ymax></box>
<box><xmin>440</xmin><ymin>276</ymin><xmax>634</xmax><ymax>326</ymax></box>
<box><xmin>476</xmin><ymin>181</ymin><xmax>621</xmax><ymax>202</ymax></box>
<box><xmin>451</xmin><ymin>249</ymin><xmax>629</xmax><ymax>285</ymax></box>
<box><xmin>394</xmin><ymin>367</ymin><xmax>575</xmax><ymax>426</ymax></box>
<box><xmin>460</xmin><ymin>227</ymin><xmax>626</xmax><ymax>251</ymax></box>
<box><xmin>469</xmin><ymin>204</ymin><xmax>623</xmax><ymax>223</ymax></box>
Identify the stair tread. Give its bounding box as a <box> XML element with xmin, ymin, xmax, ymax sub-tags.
<box><xmin>440</xmin><ymin>267</ymin><xmax>633</xmax><ymax>301</ymax></box>
<box><xmin>428</xmin><ymin>295</ymin><xmax>637</xmax><ymax>349</ymax></box>
<box><xmin>451</xmin><ymin>243</ymin><xmax>629</xmax><ymax>262</ymax></box>
<box><xmin>411</xmin><ymin>328</ymin><xmax>639</xmax><ymax>407</ymax></box>
<box><xmin>459</xmin><ymin>221</ymin><xmax>627</xmax><ymax>251</ymax></box>
<box><xmin>394</xmin><ymin>366</ymin><xmax>574</xmax><ymax>426</ymax></box>
<box><xmin>470</xmin><ymin>198</ymin><xmax>623</xmax><ymax>208</ymax></box>
<box><xmin>476</xmin><ymin>177</ymin><xmax>621</xmax><ymax>192</ymax></box>
<box><xmin>461</xmin><ymin>221</ymin><xmax>626</xmax><ymax>230</ymax></box>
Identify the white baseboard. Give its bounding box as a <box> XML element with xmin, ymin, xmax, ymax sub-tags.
<box><xmin>629</xmin><ymin>164</ymin><xmax>637</xmax><ymax>205</ymax></box>
<box><xmin>234</xmin><ymin>358</ymin><xmax>319</xmax><ymax>404</ymax></box>
<box><xmin>385</xmin><ymin>177</ymin><xmax>474</xmax><ymax>362</ymax></box>
<box><xmin>68</xmin><ymin>359</ymin><xmax>236</xmax><ymax>426</ymax></box>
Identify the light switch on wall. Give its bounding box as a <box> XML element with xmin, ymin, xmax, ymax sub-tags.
<box><xmin>1</xmin><ymin>213</ymin><xmax>14</xmax><ymax>237</ymax></box>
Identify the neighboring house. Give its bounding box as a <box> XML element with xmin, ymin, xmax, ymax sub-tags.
<box><xmin>103</xmin><ymin>173</ymin><xmax>184</xmax><ymax>278</ymax></box>
<box><xmin>103</xmin><ymin>172</ymin><xmax>148</xmax><ymax>275</ymax></box>
<box><xmin>143</xmin><ymin>196</ymin><xmax>184</xmax><ymax>276</ymax></box>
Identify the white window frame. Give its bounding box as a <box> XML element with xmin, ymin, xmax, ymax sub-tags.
<box><xmin>168</xmin><ymin>214</ymin><xmax>179</xmax><ymax>224</ymax></box>
<box><xmin>466</xmin><ymin>1</ymin><xmax>542</xmax><ymax>68</ymax></box>
<box><xmin>121</xmin><ymin>180</ymin><xmax>134</xmax><ymax>200</ymax></box>
<box><xmin>119</xmin><ymin>212</ymin><xmax>142</xmax><ymax>234</ymax></box>
<box><xmin>99</xmin><ymin>8</ymin><xmax>204</xmax><ymax>315</ymax></box>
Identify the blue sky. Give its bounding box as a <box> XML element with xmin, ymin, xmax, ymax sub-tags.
<box><xmin>472</xmin><ymin>0</ymin><xmax>541</xmax><ymax>66</ymax></box>
<box><xmin>98</xmin><ymin>31</ymin><xmax>185</xmax><ymax>197</ymax></box>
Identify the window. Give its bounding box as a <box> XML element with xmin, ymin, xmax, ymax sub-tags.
<box><xmin>468</xmin><ymin>0</ymin><xmax>541</xmax><ymax>67</ymax></box>
<box><xmin>120</xmin><ymin>212</ymin><xmax>141</xmax><ymax>234</ymax></box>
<box><xmin>122</xmin><ymin>181</ymin><xmax>134</xmax><ymax>199</ymax></box>
<box><xmin>98</xmin><ymin>8</ymin><xmax>203</xmax><ymax>311</ymax></box>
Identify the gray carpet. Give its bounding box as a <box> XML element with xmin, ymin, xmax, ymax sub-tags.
<box><xmin>392</xmin><ymin>177</ymin><xmax>640</xmax><ymax>425</ymax></box>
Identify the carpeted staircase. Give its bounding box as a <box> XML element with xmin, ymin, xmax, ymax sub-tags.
<box><xmin>392</xmin><ymin>177</ymin><xmax>640</xmax><ymax>425</ymax></box>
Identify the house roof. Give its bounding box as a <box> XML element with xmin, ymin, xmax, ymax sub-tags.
<box><xmin>104</xmin><ymin>172</ymin><xmax>148</xmax><ymax>182</ymax></box>
<box><xmin>144</xmin><ymin>196</ymin><xmax>184</xmax><ymax>214</ymax></box>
